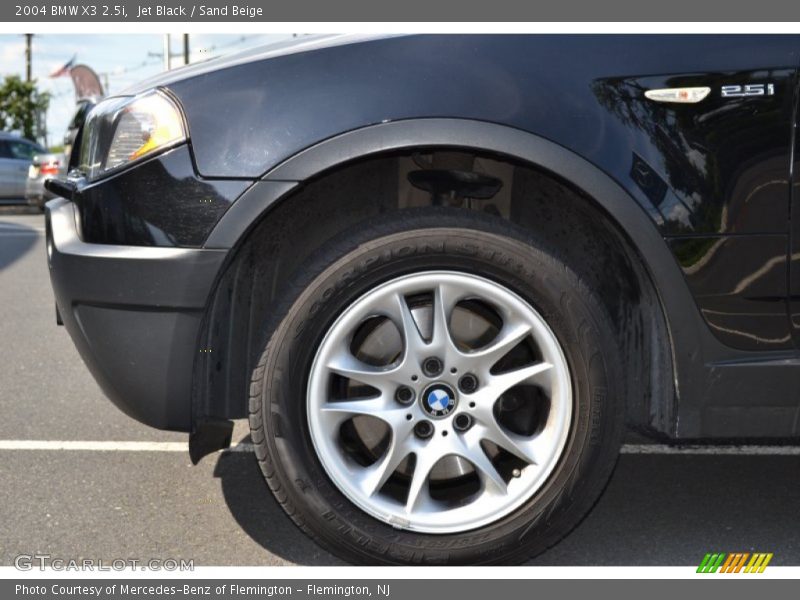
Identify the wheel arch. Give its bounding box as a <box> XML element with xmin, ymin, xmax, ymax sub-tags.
<box><xmin>195</xmin><ymin>119</ymin><xmax>707</xmax><ymax>439</ymax></box>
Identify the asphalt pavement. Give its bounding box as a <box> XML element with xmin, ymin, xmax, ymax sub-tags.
<box><xmin>1</xmin><ymin>210</ymin><xmax>798</xmax><ymax>567</ymax></box>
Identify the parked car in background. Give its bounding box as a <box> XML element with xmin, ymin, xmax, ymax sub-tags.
<box><xmin>24</xmin><ymin>99</ymin><xmax>97</xmax><ymax>211</ymax></box>
<box><xmin>26</xmin><ymin>152</ymin><xmax>67</xmax><ymax>211</ymax></box>
<box><xmin>0</xmin><ymin>133</ymin><xmax>45</xmax><ymax>203</ymax></box>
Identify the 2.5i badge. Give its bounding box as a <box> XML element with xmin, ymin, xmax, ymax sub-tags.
<box><xmin>721</xmin><ymin>83</ymin><xmax>775</xmax><ymax>97</ymax></box>
<box><xmin>645</xmin><ymin>83</ymin><xmax>776</xmax><ymax>103</ymax></box>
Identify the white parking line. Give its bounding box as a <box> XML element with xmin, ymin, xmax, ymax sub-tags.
<box><xmin>0</xmin><ymin>440</ymin><xmax>188</xmax><ymax>451</ymax></box>
<box><xmin>621</xmin><ymin>444</ymin><xmax>800</xmax><ymax>455</ymax></box>
<box><xmin>0</xmin><ymin>222</ymin><xmax>45</xmax><ymax>227</ymax></box>
<box><xmin>0</xmin><ymin>440</ymin><xmax>798</xmax><ymax>455</ymax></box>
<box><xmin>0</xmin><ymin>225</ymin><xmax>46</xmax><ymax>234</ymax></box>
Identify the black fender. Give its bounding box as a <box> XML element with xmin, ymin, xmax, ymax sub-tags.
<box><xmin>202</xmin><ymin>118</ymin><xmax>799</xmax><ymax>438</ymax></box>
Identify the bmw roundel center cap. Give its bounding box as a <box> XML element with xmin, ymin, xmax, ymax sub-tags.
<box><xmin>422</xmin><ymin>384</ymin><xmax>457</xmax><ymax>418</ymax></box>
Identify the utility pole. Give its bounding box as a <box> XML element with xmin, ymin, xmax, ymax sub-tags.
<box><xmin>183</xmin><ymin>34</ymin><xmax>190</xmax><ymax>66</ymax></box>
<box><xmin>25</xmin><ymin>33</ymin><xmax>33</xmax><ymax>81</ymax></box>
<box><xmin>163</xmin><ymin>34</ymin><xmax>171</xmax><ymax>70</ymax></box>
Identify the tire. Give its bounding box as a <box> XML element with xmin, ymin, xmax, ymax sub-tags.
<box><xmin>249</xmin><ymin>208</ymin><xmax>624</xmax><ymax>565</ymax></box>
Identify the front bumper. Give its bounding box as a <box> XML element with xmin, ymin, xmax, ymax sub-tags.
<box><xmin>45</xmin><ymin>198</ymin><xmax>227</xmax><ymax>431</ymax></box>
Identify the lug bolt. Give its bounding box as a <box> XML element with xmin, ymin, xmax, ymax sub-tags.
<box><xmin>512</xmin><ymin>468</ymin><xmax>522</xmax><ymax>478</ymax></box>
<box><xmin>422</xmin><ymin>356</ymin><xmax>444</xmax><ymax>378</ymax></box>
<box><xmin>458</xmin><ymin>373</ymin><xmax>479</xmax><ymax>394</ymax></box>
<box><xmin>414</xmin><ymin>420</ymin><xmax>434</xmax><ymax>440</ymax></box>
<box><xmin>453</xmin><ymin>413</ymin><xmax>473</xmax><ymax>432</ymax></box>
<box><xmin>395</xmin><ymin>386</ymin><xmax>415</xmax><ymax>405</ymax></box>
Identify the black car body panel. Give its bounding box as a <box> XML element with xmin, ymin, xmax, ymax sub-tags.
<box><xmin>146</xmin><ymin>34</ymin><xmax>798</xmax><ymax>351</ymax></box>
<box><xmin>45</xmin><ymin>34</ymin><xmax>800</xmax><ymax>439</ymax></box>
<box><xmin>791</xmin><ymin>119</ymin><xmax>800</xmax><ymax>346</ymax></box>
<box><xmin>46</xmin><ymin>197</ymin><xmax>227</xmax><ymax>430</ymax></box>
<box><xmin>76</xmin><ymin>145</ymin><xmax>250</xmax><ymax>247</ymax></box>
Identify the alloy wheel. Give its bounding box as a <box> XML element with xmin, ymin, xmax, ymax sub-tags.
<box><xmin>306</xmin><ymin>271</ymin><xmax>572</xmax><ymax>533</ymax></box>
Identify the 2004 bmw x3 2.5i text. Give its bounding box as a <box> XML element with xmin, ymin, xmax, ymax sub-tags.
<box><xmin>45</xmin><ymin>34</ymin><xmax>800</xmax><ymax>564</ymax></box>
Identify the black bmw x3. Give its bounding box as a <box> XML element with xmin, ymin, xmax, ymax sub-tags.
<box><xmin>45</xmin><ymin>34</ymin><xmax>800</xmax><ymax>564</ymax></box>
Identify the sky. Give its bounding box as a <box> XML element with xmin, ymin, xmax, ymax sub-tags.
<box><xmin>0</xmin><ymin>34</ymin><xmax>295</xmax><ymax>147</ymax></box>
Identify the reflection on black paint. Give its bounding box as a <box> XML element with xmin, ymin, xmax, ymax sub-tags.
<box><xmin>630</xmin><ymin>153</ymin><xmax>668</xmax><ymax>208</ymax></box>
<box><xmin>595</xmin><ymin>70</ymin><xmax>794</xmax><ymax>350</ymax></box>
<box><xmin>76</xmin><ymin>145</ymin><xmax>250</xmax><ymax>247</ymax></box>
<box><xmin>593</xmin><ymin>70</ymin><xmax>793</xmax><ymax>235</ymax></box>
<box><xmin>669</xmin><ymin>235</ymin><xmax>790</xmax><ymax>349</ymax></box>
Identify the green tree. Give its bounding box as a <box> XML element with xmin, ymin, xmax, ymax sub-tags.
<box><xmin>0</xmin><ymin>75</ymin><xmax>50</xmax><ymax>141</ymax></box>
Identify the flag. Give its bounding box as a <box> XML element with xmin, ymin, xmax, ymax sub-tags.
<box><xmin>50</xmin><ymin>55</ymin><xmax>76</xmax><ymax>78</ymax></box>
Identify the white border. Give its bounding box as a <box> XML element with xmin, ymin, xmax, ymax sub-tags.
<box><xmin>2</xmin><ymin>22</ymin><xmax>800</xmax><ymax>34</ymax></box>
<box><xmin>2</xmin><ymin>566</ymin><xmax>799</xmax><ymax>579</ymax></box>
<box><xmin>1</xmin><ymin>21</ymin><xmax>798</xmax><ymax>578</ymax></box>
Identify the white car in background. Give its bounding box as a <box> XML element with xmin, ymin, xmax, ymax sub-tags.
<box><xmin>25</xmin><ymin>152</ymin><xmax>67</xmax><ymax>211</ymax></box>
<box><xmin>0</xmin><ymin>133</ymin><xmax>45</xmax><ymax>204</ymax></box>
<box><xmin>25</xmin><ymin>99</ymin><xmax>96</xmax><ymax>211</ymax></box>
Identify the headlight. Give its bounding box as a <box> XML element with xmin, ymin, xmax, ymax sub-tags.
<box><xmin>79</xmin><ymin>90</ymin><xmax>186</xmax><ymax>181</ymax></box>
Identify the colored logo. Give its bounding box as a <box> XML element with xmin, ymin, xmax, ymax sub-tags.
<box><xmin>427</xmin><ymin>389</ymin><xmax>451</xmax><ymax>411</ymax></box>
<box><xmin>421</xmin><ymin>384</ymin><xmax>456</xmax><ymax>418</ymax></box>
<box><xmin>697</xmin><ymin>552</ymin><xmax>773</xmax><ymax>573</ymax></box>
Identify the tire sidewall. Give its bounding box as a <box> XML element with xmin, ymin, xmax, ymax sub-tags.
<box><xmin>254</xmin><ymin>211</ymin><xmax>622</xmax><ymax>564</ymax></box>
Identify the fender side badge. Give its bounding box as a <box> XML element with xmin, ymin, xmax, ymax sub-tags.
<box><xmin>644</xmin><ymin>87</ymin><xmax>711</xmax><ymax>104</ymax></box>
